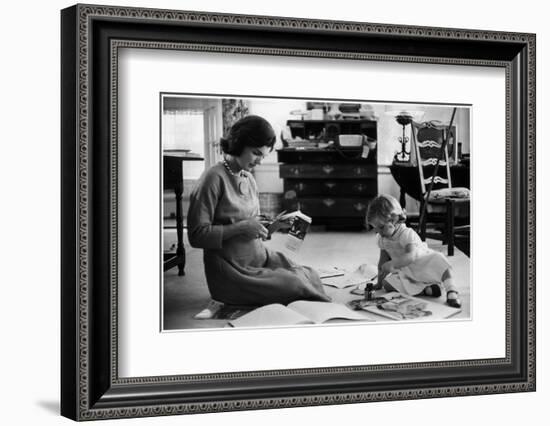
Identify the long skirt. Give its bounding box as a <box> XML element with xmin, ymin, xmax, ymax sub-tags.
<box><xmin>203</xmin><ymin>238</ymin><xmax>330</xmax><ymax>306</ymax></box>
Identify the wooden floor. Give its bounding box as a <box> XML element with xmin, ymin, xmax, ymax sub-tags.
<box><xmin>163</xmin><ymin>228</ymin><xmax>471</xmax><ymax>331</ymax></box>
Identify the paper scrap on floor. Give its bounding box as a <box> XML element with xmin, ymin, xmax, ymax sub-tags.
<box><xmin>317</xmin><ymin>267</ymin><xmax>346</xmax><ymax>279</ymax></box>
<box><xmin>321</xmin><ymin>263</ymin><xmax>377</xmax><ymax>289</ymax></box>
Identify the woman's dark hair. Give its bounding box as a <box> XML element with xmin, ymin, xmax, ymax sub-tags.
<box><xmin>220</xmin><ymin>115</ymin><xmax>276</xmax><ymax>156</ymax></box>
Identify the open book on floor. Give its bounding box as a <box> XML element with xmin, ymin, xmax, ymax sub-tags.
<box><xmin>228</xmin><ymin>300</ymin><xmax>372</xmax><ymax>328</ymax></box>
<box><xmin>348</xmin><ymin>292</ymin><xmax>461</xmax><ymax>321</ymax></box>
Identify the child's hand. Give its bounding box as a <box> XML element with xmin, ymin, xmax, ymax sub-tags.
<box><xmin>381</xmin><ymin>261</ymin><xmax>398</xmax><ymax>274</ymax></box>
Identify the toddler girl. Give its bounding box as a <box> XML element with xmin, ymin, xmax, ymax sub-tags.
<box><xmin>366</xmin><ymin>194</ymin><xmax>461</xmax><ymax>308</ymax></box>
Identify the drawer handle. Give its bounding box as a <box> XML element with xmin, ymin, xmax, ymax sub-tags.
<box><xmin>324</xmin><ymin>182</ymin><xmax>336</xmax><ymax>189</ymax></box>
<box><xmin>295</xmin><ymin>183</ymin><xmax>306</xmax><ymax>192</ymax></box>
<box><xmin>290</xmin><ymin>167</ymin><xmax>300</xmax><ymax>175</ymax></box>
<box><xmin>284</xmin><ymin>190</ymin><xmax>297</xmax><ymax>200</ymax></box>
<box><xmin>323</xmin><ymin>198</ymin><xmax>335</xmax><ymax>207</ymax></box>
<box><xmin>354</xmin><ymin>167</ymin><xmax>365</xmax><ymax>175</ymax></box>
<box><xmin>355</xmin><ymin>183</ymin><xmax>366</xmax><ymax>192</ymax></box>
<box><xmin>353</xmin><ymin>202</ymin><xmax>366</xmax><ymax>211</ymax></box>
<box><xmin>322</xmin><ymin>165</ymin><xmax>335</xmax><ymax>174</ymax></box>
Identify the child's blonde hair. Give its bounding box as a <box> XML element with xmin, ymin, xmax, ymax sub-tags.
<box><xmin>366</xmin><ymin>194</ymin><xmax>407</xmax><ymax>226</ymax></box>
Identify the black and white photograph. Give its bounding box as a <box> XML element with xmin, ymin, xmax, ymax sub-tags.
<box><xmin>161</xmin><ymin>95</ymin><xmax>471</xmax><ymax>331</ymax></box>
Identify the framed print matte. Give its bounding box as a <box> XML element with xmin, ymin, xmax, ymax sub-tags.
<box><xmin>61</xmin><ymin>3</ymin><xmax>535</xmax><ymax>421</ymax></box>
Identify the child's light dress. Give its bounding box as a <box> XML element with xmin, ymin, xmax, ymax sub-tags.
<box><xmin>378</xmin><ymin>224</ymin><xmax>451</xmax><ymax>295</ymax></box>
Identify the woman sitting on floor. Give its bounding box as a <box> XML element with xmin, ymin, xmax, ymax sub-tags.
<box><xmin>187</xmin><ymin>115</ymin><xmax>330</xmax><ymax>306</ymax></box>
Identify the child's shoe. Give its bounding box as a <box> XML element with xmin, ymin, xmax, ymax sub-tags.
<box><xmin>422</xmin><ymin>284</ymin><xmax>442</xmax><ymax>298</ymax></box>
<box><xmin>446</xmin><ymin>290</ymin><xmax>462</xmax><ymax>308</ymax></box>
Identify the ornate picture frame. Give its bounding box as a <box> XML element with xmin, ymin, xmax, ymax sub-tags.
<box><xmin>61</xmin><ymin>4</ymin><xmax>535</xmax><ymax>420</ymax></box>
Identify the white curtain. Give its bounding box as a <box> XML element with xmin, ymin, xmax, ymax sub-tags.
<box><xmin>204</xmin><ymin>104</ymin><xmax>223</xmax><ymax>166</ymax></box>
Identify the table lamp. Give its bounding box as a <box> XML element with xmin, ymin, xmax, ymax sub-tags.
<box><xmin>385</xmin><ymin>108</ymin><xmax>425</xmax><ymax>163</ymax></box>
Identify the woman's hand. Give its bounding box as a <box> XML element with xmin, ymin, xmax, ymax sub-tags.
<box><xmin>237</xmin><ymin>218</ymin><xmax>269</xmax><ymax>240</ymax></box>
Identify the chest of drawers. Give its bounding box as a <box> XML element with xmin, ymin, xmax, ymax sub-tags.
<box><xmin>277</xmin><ymin>147</ymin><xmax>377</xmax><ymax>229</ymax></box>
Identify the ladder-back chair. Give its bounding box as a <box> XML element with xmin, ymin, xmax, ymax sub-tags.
<box><xmin>413</xmin><ymin>113</ymin><xmax>470</xmax><ymax>256</ymax></box>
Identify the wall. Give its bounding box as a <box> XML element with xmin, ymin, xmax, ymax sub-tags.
<box><xmin>1</xmin><ymin>1</ymin><xmax>546</xmax><ymax>426</ymax></box>
<box><xmin>249</xmin><ymin>98</ymin><xmax>304</xmax><ymax>192</ymax></box>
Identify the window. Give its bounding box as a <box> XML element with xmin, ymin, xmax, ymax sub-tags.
<box><xmin>162</xmin><ymin>109</ymin><xmax>205</xmax><ymax>180</ymax></box>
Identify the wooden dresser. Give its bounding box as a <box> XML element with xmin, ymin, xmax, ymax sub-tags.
<box><xmin>277</xmin><ymin>147</ymin><xmax>377</xmax><ymax>229</ymax></box>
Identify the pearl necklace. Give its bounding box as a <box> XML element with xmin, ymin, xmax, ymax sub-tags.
<box><xmin>223</xmin><ymin>159</ymin><xmax>249</xmax><ymax>196</ymax></box>
<box><xmin>222</xmin><ymin>159</ymin><xmax>246</xmax><ymax>177</ymax></box>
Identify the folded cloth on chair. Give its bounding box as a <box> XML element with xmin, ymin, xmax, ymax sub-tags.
<box><xmin>428</xmin><ymin>187</ymin><xmax>470</xmax><ymax>200</ymax></box>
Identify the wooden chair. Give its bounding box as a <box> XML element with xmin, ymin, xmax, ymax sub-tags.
<box><xmin>412</xmin><ymin>114</ymin><xmax>470</xmax><ymax>256</ymax></box>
